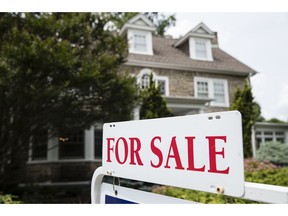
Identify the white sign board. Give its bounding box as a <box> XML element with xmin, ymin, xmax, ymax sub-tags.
<box><xmin>102</xmin><ymin>111</ymin><xmax>245</xmax><ymax>197</ymax></box>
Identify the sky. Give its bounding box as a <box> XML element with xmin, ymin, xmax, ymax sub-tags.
<box><xmin>2</xmin><ymin>0</ymin><xmax>288</xmax><ymax>122</ymax></box>
<box><xmin>165</xmin><ymin>12</ymin><xmax>288</xmax><ymax>122</ymax></box>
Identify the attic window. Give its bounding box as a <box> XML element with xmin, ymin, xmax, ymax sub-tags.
<box><xmin>190</xmin><ymin>38</ymin><xmax>213</xmax><ymax>61</ymax></box>
<box><xmin>128</xmin><ymin>30</ymin><xmax>153</xmax><ymax>55</ymax></box>
<box><xmin>134</xmin><ymin>33</ymin><xmax>147</xmax><ymax>52</ymax></box>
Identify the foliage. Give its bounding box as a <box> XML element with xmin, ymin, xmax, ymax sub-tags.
<box><xmin>110</xmin><ymin>12</ymin><xmax>176</xmax><ymax>36</ymax></box>
<box><xmin>0</xmin><ymin>194</ymin><xmax>22</xmax><ymax>204</ymax></box>
<box><xmin>266</xmin><ymin>118</ymin><xmax>285</xmax><ymax>123</ymax></box>
<box><xmin>152</xmin><ymin>159</ymin><xmax>288</xmax><ymax>203</ymax></box>
<box><xmin>256</xmin><ymin>142</ymin><xmax>288</xmax><ymax>165</ymax></box>
<box><xmin>230</xmin><ymin>84</ymin><xmax>260</xmax><ymax>158</ymax></box>
<box><xmin>0</xmin><ymin>12</ymin><xmax>139</xmax><ymax>191</ymax></box>
<box><xmin>140</xmin><ymin>74</ymin><xmax>172</xmax><ymax>119</ymax></box>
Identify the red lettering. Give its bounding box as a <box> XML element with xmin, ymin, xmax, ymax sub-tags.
<box><xmin>115</xmin><ymin>137</ymin><xmax>128</xmax><ymax>164</ymax></box>
<box><xmin>164</xmin><ymin>136</ymin><xmax>184</xmax><ymax>170</ymax></box>
<box><xmin>150</xmin><ymin>136</ymin><xmax>163</xmax><ymax>168</ymax></box>
<box><xmin>129</xmin><ymin>137</ymin><xmax>143</xmax><ymax>166</ymax></box>
<box><xmin>206</xmin><ymin>136</ymin><xmax>230</xmax><ymax>174</ymax></box>
<box><xmin>106</xmin><ymin>138</ymin><xmax>115</xmax><ymax>162</ymax></box>
<box><xmin>185</xmin><ymin>136</ymin><xmax>205</xmax><ymax>172</ymax></box>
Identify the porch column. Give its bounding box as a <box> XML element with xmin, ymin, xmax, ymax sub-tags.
<box><xmin>85</xmin><ymin>126</ymin><xmax>95</xmax><ymax>160</ymax></box>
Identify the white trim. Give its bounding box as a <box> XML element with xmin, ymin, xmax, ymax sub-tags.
<box><xmin>120</xmin><ymin>23</ymin><xmax>156</xmax><ymax>35</ymax></box>
<box><xmin>127</xmin><ymin>13</ymin><xmax>155</xmax><ymax>27</ymax></box>
<box><xmin>156</xmin><ymin>75</ymin><xmax>170</xmax><ymax>96</ymax></box>
<box><xmin>194</xmin><ymin>77</ymin><xmax>229</xmax><ymax>107</ymax></box>
<box><xmin>124</xmin><ymin>60</ymin><xmax>257</xmax><ymax>77</ymax></box>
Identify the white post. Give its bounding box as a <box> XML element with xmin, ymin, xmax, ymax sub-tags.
<box><xmin>251</xmin><ymin>125</ymin><xmax>256</xmax><ymax>158</ymax></box>
<box><xmin>85</xmin><ymin>126</ymin><xmax>95</xmax><ymax>160</ymax></box>
<box><xmin>91</xmin><ymin>166</ymin><xmax>105</xmax><ymax>203</ymax></box>
<box><xmin>47</xmin><ymin>136</ymin><xmax>58</xmax><ymax>161</ymax></box>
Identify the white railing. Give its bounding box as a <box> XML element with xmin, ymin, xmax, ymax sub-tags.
<box><xmin>91</xmin><ymin>166</ymin><xmax>288</xmax><ymax>204</ymax></box>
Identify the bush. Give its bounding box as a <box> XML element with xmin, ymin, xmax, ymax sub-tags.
<box><xmin>256</xmin><ymin>142</ymin><xmax>288</xmax><ymax>165</ymax></box>
<box><xmin>0</xmin><ymin>194</ymin><xmax>22</xmax><ymax>204</ymax></box>
<box><xmin>152</xmin><ymin>159</ymin><xmax>288</xmax><ymax>203</ymax></box>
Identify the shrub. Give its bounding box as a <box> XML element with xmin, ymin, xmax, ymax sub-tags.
<box><xmin>256</xmin><ymin>142</ymin><xmax>288</xmax><ymax>165</ymax></box>
<box><xmin>152</xmin><ymin>159</ymin><xmax>288</xmax><ymax>203</ymax></box>
<box><xmin>0</xmin><ymin>194</ymin><xmax>22</xmax><ymax>204</ymax></box>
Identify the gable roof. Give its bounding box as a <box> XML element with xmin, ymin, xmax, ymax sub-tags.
<box><xmin>120</xmin><ymin>14</ymin><xmax>156</xmax><ymax>35</ymax></box>
<box><xmin>174</xmin><ymin>22</ymin><xmax>216</xmax><ymax>47</ymax></box>
<box><xmin>125</xmin><ymin>36</ymin><xmax>257</xmax><ymax>76</ymax></box>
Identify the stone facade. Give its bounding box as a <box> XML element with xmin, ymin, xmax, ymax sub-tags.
<box><xmin>124</xmin><ymin>65</ymin><xmax>247</xmax><ymax>113</ymax></box>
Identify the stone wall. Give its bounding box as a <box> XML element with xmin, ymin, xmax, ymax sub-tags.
<box><xmin>123</xmin><ymin>65</ymin><xmax>247</xmax><ymax>106</ymax></box>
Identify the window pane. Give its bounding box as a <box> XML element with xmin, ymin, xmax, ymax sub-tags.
<box><xmin>197</xmin><ymin>81</ymin><xmax>209</xmax><ymax>98</ymax></box>
<box><xmin>32</xmin><ymin>130</ymin><xmax>48</xmax><ymax>160</ymax></box>
<box><xmin>134</xmin><ymin>34</ymin><xmax>147</xmax><ymax>52</ymax></box>
<box><xmin>95</xmin><ymin>129</ymin><xmax>103</xmax><ymax>158</ymax></box>
<box><xmin>157</xmin><ymin>80</ymin><xmax>166</xmax><ymax>95</ymax></box>
<box><xmin>195</xmin><ymin>41</ymin><xmax>207</xmax><ymax>58</ymax></box>
<box><xmin>59</xmin><ymin>130</ymin><xmax>84</xmax><ymax>159</ymax></box>
<box><xmin>213</xmin><ymin>82</ymin><xmax>225</xmax><ymax>103</ymax></box>
<box><xmin>141</xmin><ymin>73</ymin><xmax>150</xmax><ymax>89</ymax></box>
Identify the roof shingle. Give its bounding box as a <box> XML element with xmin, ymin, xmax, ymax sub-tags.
<box><xmin>127</xmin><ymin>36</ymin><xmax>257</xmax><ymax>76</ymax></box>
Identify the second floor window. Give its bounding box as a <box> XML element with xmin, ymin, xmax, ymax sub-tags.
<box><xmin>195</xmin><ymin>77</ymin><xmax>229</xmax><ymax>107</ymax></box>
<box><xmin>138</xmin><ymin>69</ymin><xmax>169</xmax><ymax>96</ymax></box>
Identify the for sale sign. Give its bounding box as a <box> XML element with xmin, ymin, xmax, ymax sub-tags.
<box><xmin>102</xmin><ymin>111</ymin><xmax>245</xmax><ymax>197</ymax></box>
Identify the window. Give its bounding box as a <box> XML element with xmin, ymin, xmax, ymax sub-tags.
<box><xmin>190</xmin><ymin>38</ymin><xmax>213</xmax><ymax>61</ymax></box>
<box><xmin>59</xmin><ymin>129</ymin><xmax>84</xmax><ymax>159</ymax></box>
<box><xmin>157</xmin><ymin>79</ymin><xmax>167</xmax><ymax>96</ymax></box>
<box><xmin>32</xmin><ymin>130</ymin><xmax>48</xmax><ymax>160</ymax></box>
<box><xmin>195</xmin><ymin>40</ymin><xmax>207</xmax><ymax>58</ymax></box>
<box><xmin>256</xmin><ymin>130</ymin><xmax>286</xmax><ymax>145</ymax></box>
<box><xmin>197</xmin><ymin>81</ymin><xmax>209</xmax><ymax>98</ymax></box>
<box><xmin>134</xmin><ymin>34</ymin><xmax>147</xmax><ymax>52</ymax></box>
<box><xmin>127</xmin><ymin>30</ymin><xmax>153</xmax><ymax>55</ymax></box>
<box><xmin>95</xmin><ymin>129</ymin><xmax>103</xmax><ymax>158</ymax></box>
<box><xmin>195</xmin><ymin>77</ymin><xmax>229</xmax><ymax>107</ymax></box>
<box><xmin>141</xmin><ymin>73</ymin><xmax>150</xmax><ymax>89</ymax></box>
<box><xmin>137</xmin><ymin>69</ymin><xmax>169</xmax><ymax>96</ymax></box>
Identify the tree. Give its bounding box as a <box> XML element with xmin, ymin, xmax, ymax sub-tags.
<box><xmin>140</xmin><ymin>74</ymin><xmax>172</xmax><ymax>119</ymax></box>
<box><xmin>230</xmin><ymin>84</ymin><xmax>261</xmax><ymax>158</ymax></box>
<box><xmin>0</xmin><ymin>13</ymin><xmax>139</xmax><ymax>191</ymax></box>
<box><xmin>110</xmin><ymin>12</ymin><xmax>176</xmax><ymax>36</ymax></box>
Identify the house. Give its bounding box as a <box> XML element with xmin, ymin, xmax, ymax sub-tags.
<box><xmin>23</xmin><ymin>14</ymin><xmax>259</xmax><ymax>202</ymax></box>
<box><xmin>251</xmin><ymin>122</ymin><xmax>288</xmax><ymax>158</ymax></box>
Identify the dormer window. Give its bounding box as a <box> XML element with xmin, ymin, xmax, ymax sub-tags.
<box><xmin>174</xmin><ymin>22</ymin><xmax>216</xmax><ymax>62</ymax></box>
<box><xmin>119</xmin><ymin>14</ymin><xmax>156</xmax><ymax>56</ymax></box>
<box><xmin>128</xmin><ymin>30</ymin><xmax>153</xmax><ymax>55</ymax></box>
<box><xmin>190</xmin><ymin>37</ymin><xmax>213</xmax><ymax>61</ymax></box>
<box><xmin>134</xmin><ymin>33</ymin><xmax>147</xmax><ymax>52</ymax></box>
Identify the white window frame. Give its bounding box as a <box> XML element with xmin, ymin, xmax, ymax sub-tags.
<box><xmin>189</xmin><ymin>37</ymin><xmax>213</xmax><ymax>61</ymax></box>
<box><xmin>127</xmin><ymin>29</ymin><xmax>153</xmax><ymax>55</ymax></box>
<box><xmin>194</xmin><ymin>77</ymin><xmax>229</xmax><ymax>107</ymax></box>
<box><xmin>137</xmin><ymin>69</ymin><xmax>169</xmax><ymax>96</ymax></box>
